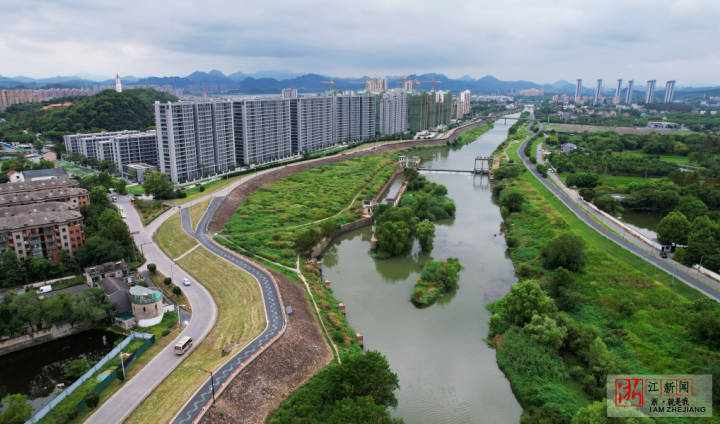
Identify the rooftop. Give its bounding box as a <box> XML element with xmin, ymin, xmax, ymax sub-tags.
<box><xmin>0</xmin><ymin>186</ymin><xmax>88</xmax><ymax>207</ymax></box>
<box><xmin>22</xmin><ymin>168</ymin><xmax>68</xmax><ymax>181</ymax></box>
<box><xmin>85</xmin><ymin>260</ymin><xmax>129</xmax><ymax>276</ymax></box>
<box><xmin>0</xmin><ymin>202</ymin><xmax>82</xmax><ymax>230</ymax></box>
<box><xmin>0</xmin><ymin>178</ymin><xmax>78</xmax><ymax>195</ymax></box>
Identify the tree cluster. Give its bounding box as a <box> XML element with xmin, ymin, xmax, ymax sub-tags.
<box><xmin>268</xmin><ymin>351</ymin><xmax>403</xmax><ymax>424</ymax></box>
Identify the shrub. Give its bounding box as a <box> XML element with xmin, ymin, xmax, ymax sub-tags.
<box><xmin>147</xmin><ymin>263</ymin><xmax>156</xmax><ymax>273</ymax></box>
<box><xmin>172</xmin><ymin>286</ymin><xmax>181</xmax><ymax>296</ymax></box>
<box><xmin>489</xmin><ymin>314</ymin><xmax>509</xmax><ymax>337</ymax></box>
<box><xmin>84</xmin><ymin>392</ymin><xmax>99</xmax><ymax>408</ymax></box>
<box><xmin>500</xmin><ymin>190</ymin><xmax>524</xmax><ymax>213</ymax></box>
<box><xmin>541</xmin><ymin>233</ymin><xmax>586</xmax><ymax>272</ymax></box>
<box><xmin>161</xmin><ymin>328</ymin><xmax>171</xmax><ymax>336</ymax></box>
<box><xmin>578</xmin><ymin>188</ymin><xmax>595</xmax><ymax>202</ymax></box>
<box><xmin>503</xmin><ymin>280</ymin><xmax>554</xmax><ymax>325</ymax></box>
<box><xmin>163</xmin><ymin>277</ymin><xmax>171</xmax><ymax>286</ymax></box>
<box><xmin>64</xmin><ymin>358</ymin><xmax>90</xmax><ymax>379</ymax></box>
<box><xmin>199</xmin><ymin>185</ymin><xmax>205</xmax><ymax>192</ymax></box>
<box><xmin>136</xmin><ymin>280</ymin><xmax>148</xmax><ymax>287</ymax></box>
<box><xmin>523</xmin><ymin>314</ymin><xmax>567</xmax><ymax>351</ymax></box>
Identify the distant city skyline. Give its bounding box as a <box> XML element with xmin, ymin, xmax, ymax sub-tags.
<box><xmin>2</xmin><ymin>0</ymin><xmax>720</xmax><ymax>85</ymax></box>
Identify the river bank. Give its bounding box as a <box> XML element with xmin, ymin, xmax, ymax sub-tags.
<box><xmin>487</xmin><ymin>129</ymin><xmax>720</xmax><ymax>422</ymax></box>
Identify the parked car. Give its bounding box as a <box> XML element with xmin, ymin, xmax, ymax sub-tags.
<box><xmin>660</xmin><ymin>250</ymin><xmax>668</xmax><ymax>259</ymax></box>
<box><xmin>37</xmin><ymin>285</ymin><xmax>52</xmax><ymax>294</ymax></box>
<box><xmin>183</xmin><ymin>278</ymin><xmax>192</xmax><ymax>286</ymax></box>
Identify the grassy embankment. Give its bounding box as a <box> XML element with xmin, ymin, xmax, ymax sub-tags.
<box><xmin>487</xmin><ymin>133</ymin><xmax>720</xmax><ymax>422</ymax></box>
<box><xmin>189</xmin><ymin>199</ymin><xmax>210</xmax><ymax>230</ymax></box>
<box><xmin>448</xmin><ymin>122</ymin><xmax>493</xmax><ymax>147</ymax></box>
<box><xmin>131</xmin><ymin>198</ymin><xmax>171</xmax><ymax>225</ymax></box>
<box><xmin>38</xmin><ymin>313</ymin><xmax>180</xmax><ymax>424</ymax></box>
<box><xmin>126</xmin><ymin>211</ymin><xmax>265</xmax><ymax>424</ymax></box>
<box><xmin>153</xmin><ymin>211</ymin><xmax>197</xmax><ymax>259</ymax></box>
<box><xmin>221</xmin><ymin>154</ymin><xmax>398</xmax><ymax>267</ymax></box>
<box><xmin>147</xmin><ymin>270</ymin><xmax>189</xmax><ymax>309</ymax></box>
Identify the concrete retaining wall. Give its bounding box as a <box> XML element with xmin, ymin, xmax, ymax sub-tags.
<box><xmin>310</xmin><ymin>217</ymin><xmax>373</xmax><ymax>258</ymax></box>
<box><xmin>0</xmin><ymin>322</ymin><xmax>92</xmax><ymax>357</ymax></box>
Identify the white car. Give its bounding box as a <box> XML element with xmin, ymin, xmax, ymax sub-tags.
<box><xmin>182</xmin><ymin>278</ymin><xmax>191</xmax><ymax>286</ymax></box>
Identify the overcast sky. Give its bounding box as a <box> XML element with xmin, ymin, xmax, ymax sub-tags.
<box><xmin>2</xmin><ymin>0</ymin><xmax>719</xmax><ymax>85</ymax></box>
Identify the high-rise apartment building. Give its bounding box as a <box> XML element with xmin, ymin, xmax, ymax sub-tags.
<box><xmin>281</xmin><ymin>88</ymin><xmax>298</xmax><ymax>99</ymax></box>
<box><xmin>378</xmin><ymin>89</ymin><xmax>408</xmax><ymax>135</ymax></box>
<box><xmin>625</xmin><ymin>80</ymin><xmax>634</xmax><ymax>104</ymax></box>
<box><xmin>408</xmin><ymin>90</ymin><xmax>453</xmax><ymax>131</ymax></box>
<box><xmin>64</xmin><ymin>130</ymin><xmax>158</xmax><ymax>175</ymax></box>
<box><xmin>614</xmin><ymin>79</ymin><xmax>623</xmax><ymax>104</ymax></box>
<box><xmin>290</xmin><ymin>96</ymin><xmax>335</xmax><ymax>153</ymax></box>
<box><xmin>456</xmin><ymin>90</ymin><xmax>471</xmax><ymax>119</ymax></box>
<box><xmin>575</xmin><ymin>79</ymin><xmax>582</xmax><ymax>102</ymax></box>
<box><xmin>594</xmin><ymin>79</ymin><xmax>603</xmax><ymax>105</ymax></box>
<box><xmin>154</xmin><ymin>100</ymin><xmax>235</xmax><ymax>184</ymax></box>
<box><xmin>664</xmin><ymin>80</ymin><xmax>676</xmax><ymax>103</ymax></box>
<box><xmin>333</xmin><ymin>94</ymin><xmax>376</xmax><ymax>143</ymax></box>
<box><xmin>115</xmin><ymin>74</ymin><xmax>122</xmax><ymax>93</ymax></box>
<box><xmin>645</xmin><ymin>80</ymin><xmax>656</xmax><ymax>103</ymax></box>
<box><xmin>233</xmin><ymin>98</ymin><xmax>293</xmax><ymax>166</ymax></box>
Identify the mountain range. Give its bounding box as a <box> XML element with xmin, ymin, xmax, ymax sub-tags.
<box><xmin>1</xmin><ymin>71</ymin><xmax>718</xmax><ymax>96</ymax></box>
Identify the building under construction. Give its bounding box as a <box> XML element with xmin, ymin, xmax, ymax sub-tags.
<box><xmin>408</xmin><ymin>91</ymin><xmax>453</xmax><ymax>131</ymax></box>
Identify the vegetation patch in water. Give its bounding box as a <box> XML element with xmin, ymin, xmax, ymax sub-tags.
<box><xmin>410</xmin><ymin>257</ymin><xmax>462</xmax><ymax>308</ymax></box>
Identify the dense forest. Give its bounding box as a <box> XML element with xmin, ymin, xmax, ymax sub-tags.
<box><xmin>0</xmin><ymin>88</ymin><xmax>177</xmax><ymax>143</ymax></box>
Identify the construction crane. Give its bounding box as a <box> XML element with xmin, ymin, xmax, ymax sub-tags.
<box><xmin>350</xmin><ymin>80</ymin><xmax>372</xmax><ymax>91</ymax></box>
<box><xmin>413</xmin><ymin>79</ymin><xmax>421</xmax><ymax>91</ymax></box>
<box><xmin>421</xmin><ymin>77</ymin><xmax>442</xmax><ymax>91</ymax></box>
<box><xmin>320</xmin><ymin>79</ymin><xmax>335</xmax><ymax>92</ymax></box>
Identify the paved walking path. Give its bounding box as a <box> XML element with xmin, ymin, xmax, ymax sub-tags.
<box><xmin>518</xmin><ymin>130</ymin><xmax>720</xmax><ymax>301</ymax></box>
<box><xmin>171</xmin><ymin>199</ymin><xmax>286</xmax><ymax>424</ymax></box>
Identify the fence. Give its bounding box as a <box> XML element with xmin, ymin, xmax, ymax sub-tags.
<box><xmin>26</xmin><ymin>331</ymin><xmax>154</xmax><ymax>424</ymax></box>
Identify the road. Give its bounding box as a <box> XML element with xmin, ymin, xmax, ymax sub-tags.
<box><xmin>518</xmin><ymin>131</ymin><xmax>720</xmax><ymax>301</ymax></box>
<box><xmin>84</xmin><ymin>197</ymin><xmax>218</xmax><ymax>424</ymax></box>
<box><xmin>171</xmin><ymin>199</ymin><xmax>285</xmax><ymax>424</ymax></box>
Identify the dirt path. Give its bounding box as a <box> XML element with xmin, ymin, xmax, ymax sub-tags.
<box><xmin>201</xmin><ymin>270</ymin><xmax>333</xmax><ymax>424</ymax></box>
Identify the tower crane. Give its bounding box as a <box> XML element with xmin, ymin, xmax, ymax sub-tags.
<box><xmin>320</xmin><ymin>79</ymin><xmax>335</xmax><ymax>92</ymax></box>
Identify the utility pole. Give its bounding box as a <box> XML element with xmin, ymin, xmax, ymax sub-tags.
<box><xmin>199</xmin><ymin>368</ymin><xmax>216</xmax><ymax>405</ymax></box>
<box><xmin>120</xmin><ymin>352</ymin><xmax>126</xmax><ymax>381</ymax></box>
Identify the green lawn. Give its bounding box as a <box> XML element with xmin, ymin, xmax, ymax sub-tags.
<box><xmin>154</xmin><ymin>211</ymin><xmax>198</xmax><ymax>259</ymax></box>
<box><xmin>490</xmin><ymin>135</ymin><xmax>720</xmax><ymax>422</ymax></box>
<box><xmin>132</xmin><ymin>199</ymin><xmax>171</xmax><ymax>225</ymax></box>
<box><xmin>223</xmin><ymin>154</ymin><xmax>397</xmax><ymax>266</ymax></box>
<box><xmin>620</xmin><ymin>150</ymin><xmax>692</xmax><ymax>165</ymax></box>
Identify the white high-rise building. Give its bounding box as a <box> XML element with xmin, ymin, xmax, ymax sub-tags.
<box><xmin>115</xmin><ymin>74</ymin><xmax>122</xmax><ymax>93</ymax></box>
<box><xmin>625</xmin><ymin>80</ymin><xmax>634</xmax><ymax>104</ymax></box>
<box><xmin>456</xmin><ymin>89</ymin><xmax>471</xmax><ymax>119</ymax></box>
<box><xmin>645</xmin><ymin>80</ymin><xmax>656</xmax><ymax>103</ymax></box>
<box><xmin>614</xmin><ymin>79</ymin><xmax>623</xmax><ymax>104</ymax></box>
<box><xmin>333</xmin><ymin>94</ymin><xmax>376</xmax><ymax>143</ymax></box>
<box><xmin>664</xmin><ymin>80</ymin><xmax>676</xmax><ymax>103</ymax></box>
<box><xmin>290</xmin><ymin>97</ymin><xmax>335</xmax><ymax>153</ymax></box>
<box><xmin>154</xmin><ymin>100</ymin><xmax>235</xmax><ymax>184</ymax></box>
<box><xmin>281</xmin><ymin>88</ymin><xmax>298</xmax><ymax>99</ymax></box>
<box><xmin>379</xmin><ymin>89</ymin><xmax>408</xmax><ymax>135</ymax></box>
<box><xmin>233</xmin><ymin>98</ymin><xmax>293</xmax><ymax>166</ymax></box>
<box><xmin>594</xmin><ymin>79</ymin><xmax>602</xmax><ymax>105</ymax></box>
<box><xmin>575</xmin><ymin>79</ymin><xmax>582</xmax><ymax>102</ymax></box>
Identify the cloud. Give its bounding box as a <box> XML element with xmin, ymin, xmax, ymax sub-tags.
<box><xmin>0</xmin><ymin>0</ymin><xmax>719</xmax><ymax>85</ymax></box>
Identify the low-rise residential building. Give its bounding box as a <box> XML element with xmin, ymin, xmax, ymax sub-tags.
<box><xmin>561</xmin><ymin>143</ymin><xmax>578</xmax><ymax>154</ymax></box>
<box><xmin>0</xmin><ymin>178</ymin><xmax>78</xmax><ymax>195</ymax></box>
<box><xmin>85</xmin><ymin>260</ymin><xmax>131</xmax><ymax>286</ymax></box>
<box><xmin>0</xmin><ymin>186</ymin><xmax>88</xmax><ymax>208</ymax></box>
<box><xmin>0</xmin><ymin>202</ymin><xmax>84</xmax><ymax>260</ymax></box>
<box><xmin>124</xmin><ymin>163</ymin><xmax>157</xmax><ymax>182</ymax></box>
<box><xmin>20</xmin><ymin>168</ymin><xmax>69</xmax><ymax>182</ymax></box>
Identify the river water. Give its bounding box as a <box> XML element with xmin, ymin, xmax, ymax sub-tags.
<box><xmin>322</xmin><ymin>118</ymin><xmax>523</xmax><ymax>423</ymax></box>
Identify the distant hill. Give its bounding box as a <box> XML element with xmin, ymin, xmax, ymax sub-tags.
<box><xmin>1</xmin><ymin>71</ymin><xmax>718</xmax><ymax>97</ymax></box>
<box><xmin>2</xmin><ymin>88</ymin><xmax>177</xmax><ymax>139</ymax></box>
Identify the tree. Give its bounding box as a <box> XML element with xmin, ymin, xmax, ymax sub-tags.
<box><xmin>593</xmin><ymin>195</ymin><xmax>619</xmax><ymax>214</ymax></box>
<box><xmin>75</xmin><ymin>235</ymin><xmax>124</xmax><ymax>267</ymax></box>
<box><xmin>147</xmin><ymin>263</ymin><xmax>157</xmax><ymax>273</ymax></box>
<box><xmin>1</xmin><ymin>249</ymin><xmax>25</xmax><ymax>288</ymax></box>
<box><xmin>503</xmin><ymin>280</ymin><xmax>554</xmax><ymax>325</ymax></box>
<box><xmin>676</xmin><ymin>196</ymin><xmax>708</xmax><ymax>221</ymax></box>
<box><xmin>571</xmin><ymin>401</ymin><xmax>606</xmax><ymax>424</ymax></box>
<box><xmin>0</xmin><ymin>394</ymin><xmax>32</xmax><ymax>424</ymax></box>
<box><xmin>295</xmin><ymin>228</ymin><xmax>323</xmax><ymax>253</ymax></box>
<box><xmin>326</xmin><ymin>396</ymin><xmax>402</xmax><ymax>424</ymax></box>
<box><xmin>523</xmin><ymin>314</ymin><xmax>567</xmax><ymax>351</ymax></box>
<box><xmin>500</xmin><ymin>190</ymin><xmax>524</xmax><ymax>212</ymax></box>
<box><xmin>542</xmin><ymin>233</ymin><xmax>586</xmax><ymax>272</ymax></box>
<box><xmin>416</xmin><ymin>220</ymin><xmax>435</xmax><ymax>252</ymax></box>
<box><xmin>89</xmin><ymin>186</ymin><xmax>110</xmax><ymax>208</ymax></box>
<box><xmin>143</xmin><ymin>171</ymin><xmax>174</xmax><ymax>199</ymax></box>
<box><xmin>375</xmin><ymin>221</ymin><xmax>413</xmax><ymax>256</ymax></box>
<box><xmin>656</xmin><ymin>211</ymin><xmax>690</xmax><ymax>245</ymax></box>
<box><xmin>114</xmin><ymin>178</ymin><xmax>127</xmax><ymax>195</ymax></box>
<box><xmin>65</xmin><ymin>358</ymin><xmax>90</xmax><ymax>379</ymax></box>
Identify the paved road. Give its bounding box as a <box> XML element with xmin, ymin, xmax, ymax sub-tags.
<box><xmin>172</xmin><ymin>199</ymin><xmax>285</xmax><ymax>424</ymax></box>
<box><xmin>84</xmin><ymin>198</ymin><xmax>218</xmax><ymax>424</ymax></box>
<box><xmin>518</xmin><ymin>132</ymin><xmax>720</xmax><ymax>301</ymax></box>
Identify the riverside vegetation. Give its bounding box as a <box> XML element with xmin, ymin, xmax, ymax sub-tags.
<box><xmin>486</xmin><ymin>129</ymin><xmax>720</xmax><ymax>423</ymax></box>
<box><xmin>410</xmin><ymin>258</ymin><xmax>463</xmax><ymax>308</ymax></box>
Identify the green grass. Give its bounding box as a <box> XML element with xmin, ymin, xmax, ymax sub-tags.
<box><xmin>132</xmin><ymin>198</ymin><xmax>170</xmax><ymax>225</ymax></box>
<box><xmin>619</xmin><ymin>150</ymin><xmax>692</xmax><ymax>165</ymax></box>
<box><xmin>126</xmin><ymin>246</ymin><xmax>265</xmax><ymax>424</ymax></box>
<box><xmin>188</xmin><ymin>199</ymin><xmax>210</xmax><ymax>231</ymax></box>
<box><xmin>493</xmin><ymin>134</ymin><xmax>720</xmax><ymax>421</ymax></box>
<box><xmin>223</xmin><ymin>154</ymin><xmax>397</xmax><ymax>266</ymax></box>
<box><xmin>127</xmin><ymin>185</ymin><xmax>145</xmax><ymax>195</ymax></box>
<box><xmin>154</xmin><ymin>211</ymin><xmax>198</xmax><ymax>259</ymax></box>
<box><xmin>558</xmin><ymin>172</ymin><xmax>660</xmax><ymax>193</ymax></box>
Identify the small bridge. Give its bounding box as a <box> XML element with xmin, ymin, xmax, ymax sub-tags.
<box><xmin>417</xmin><ymin>156</ymin><xmax>492</xmax><ymax>175</ymax></box>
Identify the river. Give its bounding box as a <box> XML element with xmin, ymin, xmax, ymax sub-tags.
<box><xmin>0</xmin><ymin>329</ymin><xmax>121</xmax><ymax>411</ymax></box>
<box><xmin>321</xmin><ymin>117</ymin><xmax>523</xmax><ymax>423</ymax></box>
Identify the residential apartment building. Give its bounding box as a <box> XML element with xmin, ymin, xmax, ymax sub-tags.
<box><xmin>333</xmin><ymin>94</ymin><xmax>376</xmax><ymax>143</ymax></box>
<box><xmin>154</xmin><ymin>100</ymin><xmax>235</xmax><ymax>184</ymax></box>
<box><xmin>645</xmin><ymin>80</ymin><xmax>656</xmax><ymax>104</ymax></box>
<box><xmin>0</xmin><ymin>88</ymin><xmax>93</xmax><ymax>111</ymax></box>
<box><xmin>281</xmin><ymin>88</ymin><xmax>298</xmax><ymax>99</ymax></box>
<box><xmin>0</xmin><ymin>178</ymin><xmax>78</xmax><ymax>195</ymax></box>
<box><xmin>455</xmin><ymin>90</ymin><xmax>471</xmax><ymax>120</ymax></box>
<box><xmin>378</xmin><ymin>89</ymin><xmax>408</xmax><ymax>135</ymax></box>
<box><xmin>233</xmin><ymin>98</ymin><xmax>293</xmax><ymax>166</ymax></box>
<box><xmin>0</xmin><ymin>202</ymin><xmax>84</xmax><ymax>260</ymax></box>
<box><xmin>0</xmin><ymin>186</ymin><xmax>89</xmax><ymax>209</ymax></box>
<box><xmin>290</xmin><ymin>96</ymin><xmax>335</xmax><ymax>153</ymax></box>
<box><xmin>63</xmin><ymin>130</ymin><xmax>158</xmax><ymax>177</ymax></box>
<box><xmin>408</xmin><ymin>90</ymin><xmax>453</xmax><ymax>131</ymax></box>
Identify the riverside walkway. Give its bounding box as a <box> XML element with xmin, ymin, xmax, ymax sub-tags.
<box><xmin>171</xmin><ymin>199</ymin><xmax>286</xmax><ymax>424</ymax></box>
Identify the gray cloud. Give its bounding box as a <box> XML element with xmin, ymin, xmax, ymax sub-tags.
<box><xmin>0</xmin><ymin>0</ymin><xmax>719</xmax><ymax>85</ymax></box>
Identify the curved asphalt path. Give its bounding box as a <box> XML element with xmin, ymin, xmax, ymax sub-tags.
<box><xmin>518</xmin><ymin>131</ymin><xmax>720</xmax><ymax>302</ymax></box>
<box><xmin>171</xmin><ymin>198</ymin><xmax>285</xmax><ymax>424</ymax></box>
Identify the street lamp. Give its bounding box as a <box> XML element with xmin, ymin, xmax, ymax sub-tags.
<box><xmin>199</xmin><ymin>368</ymin><xmax>216</xmax><ymax>405</ymax></box>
